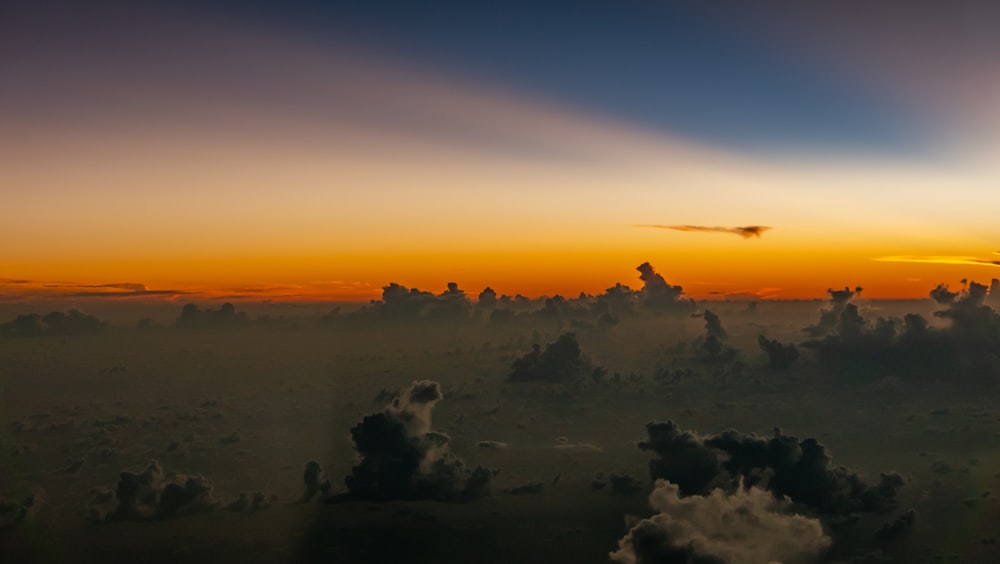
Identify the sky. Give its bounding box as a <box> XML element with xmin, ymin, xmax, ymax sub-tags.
<box><xmin>2</xmin><ymin>0</ymin><xmax>999</xmax><ymax>303</ymax></box>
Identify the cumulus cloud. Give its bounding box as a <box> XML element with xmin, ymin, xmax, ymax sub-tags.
<box><xmin>636</xmin><ymin>224</ymin><xmax>772</xmax><ymax>239</ymax></box>
<box><xmin>344</xmin><ymin>380</ymin><xmax>493</xmax><ymax>502</ymax></box>
<box><xmin>0</xmin><ymin>491</ymin><xmax>44</xmax><ymax>531</ymax></box>
<box><xmin>88</xmin><ymin>461</ymin><xmax>271</xmax><ymax>522</ymax></box>
<box><xmin>0</xmin><ymin>310</ymin><xmax>105</xmax><ymax>337</ymax></box>
<box><xmin>508</xmin><ymin>332</ymin><xmax>589</xmax><ymax>384</ymax></box>
<box><xmin>175</xmin><ymin>302</ymin><xmax>248</xmax><ymax>328</ymax></box>
<box><xmin>758</xmin><ymin>335</ymin><xmax>799</xmax><ymax>370</ymax></box>
<box><xmin>639</xmin><ymin>421</ymin><xmax>903</xmax><ymax>515</ymax></box>
<box><xmin>802</xmin><ymin>280</ymin><xmax>1000</xmax><ymax>378</ymax></box>
<box><xmin>610</xmin><ymin>480</ymin><xmax>831</xmax><ymax>564</ymax></box>
<box><xmin>636</xmin><ymin>263</ymin><xmax>694</xmax><ymax>313</ymax></box>
<box><xmin>89</xmin><ymin>461</ymin><xmax>218</xmax><ymax>522</ymax></box>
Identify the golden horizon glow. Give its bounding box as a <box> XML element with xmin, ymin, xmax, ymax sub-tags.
<box><xmin>3</xmin><ymin>11</ymin><xmax>1000</xmax><ymax>305</ymax></box>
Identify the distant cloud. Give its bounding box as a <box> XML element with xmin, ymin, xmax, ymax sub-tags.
<box><xmin>874</xmin><ymin>255</ymin><xmax>1000</xmax><ymax>267</ymax></box>
<box><xmin>0</xmin><ymin>279</ymin><xmax>191</xmax><ymax>300</ymax></box>
<box><xmin>635</xmin><ymin>224</ymin><xmax>772</xmax><ymax>239</ymax></box>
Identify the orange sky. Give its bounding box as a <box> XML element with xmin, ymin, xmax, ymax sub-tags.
<box><xmin>2</xmin><ymin>5</ymin><xmax>999</xmax><ymax>305</ymax></box>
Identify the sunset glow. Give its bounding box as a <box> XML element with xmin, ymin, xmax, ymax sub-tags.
<box><xmin>3</xmin><ymin>1</ymin><xmax>999</xmax><ymax>304</ymax></box>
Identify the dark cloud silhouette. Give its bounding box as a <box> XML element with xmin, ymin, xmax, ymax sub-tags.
<box><xmin>636</xmin><ymin>224</ymin><xmax>772</xmax><ymax>238</ymax></box>
<box><xmin>363</xmin><ymin>282</ymin><xmax>472</xmax><ymax>321</ymax></box>
<box><xmin>508</xmin><ymin>332</ymin><xmax>589</xmax><ymax>384</ymax></box>
<box><xmin>758</xmin><ymin>335</ymin><xmax>799</xmax><ymax>370</ymax></box>
<box><xmin>0</xmin><ymin>491</ymin><xmax>43</xmax><ymax>532</ymax></box>
<box><xmin>344</xmin><ymin>380</ymin><xmax>493</xmax><ymax>502</ymax></box>
<box><xmin>802</xmin><ymin>280</ymin><xmax>1000</xmax><ymax>378</ymax></box>
<box><xmin>89</xmin><ymin>461</ymin><xmax>272</xmax><ymax>522</ymax></box>
<box><xmin>875</xmin><ymin>509</ymin><xmax>916</xmax><ymax>541</ymax></box>
<box><xmin>175</xmin><ymin>302</ymin><xmax>248</xmax><ymax>328</ymax></box>
<box><xmin>693</xmin><ymin>310</ymin><xmax>737</xmax><ymax>362</ymax></box>
<box><xmin>636</xmin><ymin>262</ymin><xmax>695</xmax><ymax>313</ymax></box>
<box><xmin>89</xmin><ymin>461</ymin><xmax>218</xmax><ymax>522</ymax></box>
<box><xmin>592</xmin><ymin>472</ymin><xmax>644</xmax><ymax>495</ymax></box>
<box><xmin>639</xmin><ymin>421</ymin><xmax>903</xmax><ymax>515</ymax></box>
<box><xmin>610</xmin><ymin>480</ymin><xmax>830</xmax><ymax>564</ymax></box>
<box><xmin>477</xmin><ymin>286</ymin><xmax>498</xmax><ymax>307</ymax></box>
<box><xmin>638</xmin><ymin>421</ymin><xmax>721</xmax><ymax>496</ymax></box>
<box><xmin>0</xmin><ymin>310</ymin><xmax>105</xmax><ymax>337</ymax></box>
<box><xmin>805</xmin><ymin>286</ymin><xmax>864</xmax><ymax>337</ymax></box>
<box><xmin>300</xmin><ymin>461</ymin><xmax>331</xmax><ymax>502</ymax></box>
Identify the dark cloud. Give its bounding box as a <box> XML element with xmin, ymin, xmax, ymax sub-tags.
<box><xmin>693</xmin><ymin>310</ymin><xmax>737</xmax><ymax>362</ymax></box>
<box><xmin>508</xmin><ymin>332</ymin><xmax>589</xmax><ymax>384</ymax></box>
<box><xmin>875</xmin><ymin>509</ymin><xmax>916</xmax><ymax>541</ymax></box>
<box><xmin>610</xmin><ymin>480</ymin><xmax>830</xmax><ymax>564</ymax></box>
<box><xmin>638</xmin><ymin>421</ymin><xmax>721</xmax><ymax>496</ymax></box>
<box><xmin>636</xmin><ymin>263</ymin><xmax>695</xmax><ymax>313</ymax></box>
<box><xmin>0</xmin><ymin>310</ymin><xmax>105</xmax><ymax>337</ymax></box>
<box><xmin>175</xmin><ymin>302</ymin><xmax>248</xmax><ymax>328</ymax></box>
<box><xmin>89</xmin><ymin>461</ymin><xmax>271</xmax><ymax>522</ymax></box>
<box><xmin>758</xmin><ymin>335</ymin><xmax>799</xmax><ymax>370</ymax></box>
<box><xmin>592</xmin><ymin>473</ymin><xmax>644</xmax><ymax>496</ymax></box>
<box><xmin>0</xmin><ymin>491</ymin><xmax>43</xmax><ymax>532</ymax></box>
<box><xmin>89</xmin><ymin>461</ymin><xmax>218</xmax><ymax>522</ymax></box>
<box><xmin>343</xmin><ymin>381</ymin><xmax>493</xmax><ymax>502</ymax></box>
<box><xmin>639</xmin><ymin>421</ymin><xmax>904</xmax><ymax>515</ymax></box>
<box><xmin>366</xmin><ymin>282</ymin><xmax>473</xmax><ymax>321</ymax></box>
<box><xmin>802</xmin><ymin>280</ymin><xmax>1000</xmax><ymax>378</ymax></box>
<box><xmin>636</xmin><ymin>224</ymin><xmax>772</xmax><ymax>239</ymax></box>
<box><xmin>804</xmin><ymin>286</ymin><xmax>864</xmax><ymax>337</ymax></box>
<box><xmin>300</xmin><ymin>461</ymin><xmax>332</xmax><ymax>502</ymax></box>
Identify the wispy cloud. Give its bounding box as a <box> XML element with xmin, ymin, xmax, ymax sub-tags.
<box><xmin>635</xmin><ymin>224</ymin><xmax>772</xmax><ymax>239</ymax></box>
<box><xmin>874</xmin><ymin>255</ymin><xmax>1000</xmax><ymax>267</ymax></box>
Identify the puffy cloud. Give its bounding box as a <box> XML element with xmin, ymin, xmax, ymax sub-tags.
<box><xmin>0</xmin><ymin>309</ymin><xmax>105</xmax><ymax>337</ymax></box>
<box><xmin>88</xmin><ymin>461</ymin><xmax>272</xmax><ymax>522</ymax></box>
<box><xmin>636</xmin><ymin>263</ymin><xmax>694</xmax><ymax>313</ymax></box>
<box><xmin>875</xmin><ymin>509</ymin><xmax>916</xmax><ymax>541</ymax></box>
<box><xmin>638</xmin><ymin>422</ymin><xmax>903</xmax><ymax>515</ymax></box>
<box><xmin>610</xmin><ymin>480</ymin><xmax>831</xmax><ymax>564</ymax></box>
<box><xmin>693</xmin><ymin>310</ymin><xmax>736</xmax><ymax>362</ymax></box>
<box><xmin>638</xmin><ymin>421</ymin><xmax>721</xmax><ymax>496</ymax></box>
<box><xmin>802</xmin><ymin>280</ymin><xmax>1000</xmax><ymax>378</ymax></box>
<box><xmin>89</xmin><ymin>461</ymin><xmax>218</xmax><ymax>522</ymax></box>
<box><xmin>175</xmin><ymin>302</ymin><xmax>248</xmax><ymax>329</ymax></box>
<box><xmin>0</xmin><ymin>491</ymin><xmax>43</xmax><ymax>531</ymax></box>
<box><xmin>758</xmin><ymin>335</ymin><xmax>799</xmax><ymax>370</ymax></box>
<box><xmin>344</xmin><ymin>381</ymin><xmax>493</xmax><ymax>502</ymax></box>
<box><xmin>508</xmin><ymin>332</ymin><xmax>589</xmax><ymax>384</ymax></box>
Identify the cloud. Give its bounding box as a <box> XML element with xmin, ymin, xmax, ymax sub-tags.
<box><xmin>610</xmin><ymin>480</ymin><xmax>831</xmax><ymax>564</ymax></box>
<box><xmin>874</xmin><ymin>255</ymin><xmax>1000</xmax><ymax>267</ymax></box>
<box><xmin>508</xmin><ymin>332</ymin><xmax>589</xmax><ymax>384</ymax></box>
<box><xmin>636</xmin><ymin>224</ymin><xmax>772</xmax><ymax>239</ymax></box>
<box><xmin>343</xmin><ymin>380</ymin><xmax>493</xmax><ymax>502</ymax></box>
<box><xmin>89</xmin><ymin>461</ymin><xmax>218</xmax><ymax>522</ymax></box>
<box><xmin>638</xmin><ymin>421</ymin><xmax>904</xmax><ymax>515</ymax></box>
<box><xmin>88</xmin><ymin>460</ymin><xmax>272</xmax><ymax>522</ymax></box>
<box><xmin>636</xmin><ymin>262</ymin><xmax>694</xmax><ymax>313</ymax></box>
<box><xmin>0</xmin><ymin>310</ymin><xmax>106</xmax><ymax>337</ymax></box>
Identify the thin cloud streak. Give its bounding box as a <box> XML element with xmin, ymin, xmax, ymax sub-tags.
<box><xmin>635</xmin><ymin>224</ymin><xmax>772</xmax><ymax>239</ymax></box>
<box><xmin>874</xmin><ymin>255</ymin><xmax>1000</xmax><ymax>267</ymax></box>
